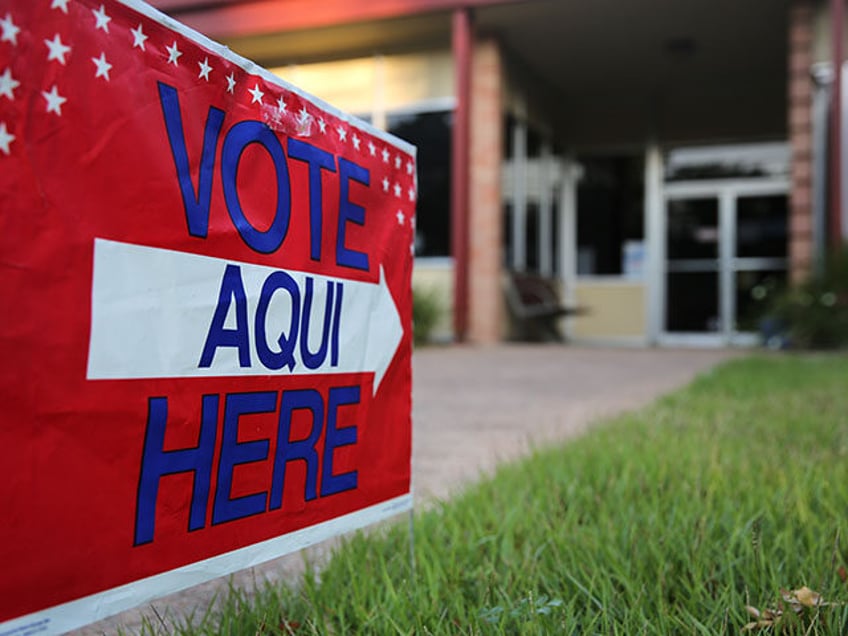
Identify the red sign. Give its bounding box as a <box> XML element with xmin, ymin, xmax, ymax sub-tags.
<box><xmin>0</xmin><ymin>1</ymin><xmax>414</xmax><ymax>633</ymax></box>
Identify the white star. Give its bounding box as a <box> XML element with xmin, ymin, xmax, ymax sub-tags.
<box><xmin>91</xmin><ymin>52</ymin><xmax>112</xmax><ymax>80</ymax></box>
<box><xmin>226</xmin><ymin>73</ymin><xmax>236</xmax><ymax>93</ymax></box>
<box><xmin>92</xmin><ymin>5</ymin><xmax>111</xmax><ymax>33</ymax></box>
<box><xmin>276</xmin><ymin>96</ymin><xmax>287</xmax><ymax>113</ymax></box>
<box><xmin>352</xmin><ymin>133</ymin><xmax>361</xmax><ymax>150</ymax></box>
<box><xmin>406</xmin><ymin>161</ymin><xmax>414</xmax><ymax>175</ymax></box>
<box><xmin>297</xmin><ymin>107</ymin><xmax>310</xmax><ymax>125</ymax></box>
<box><xmin>381</xmin><ymin>148</ymin><xmax>389</xmax><ymax>163</ymax></box>
<box><xmin>396</xmin><ymin>210</ymin><xmax>405</xmax><ymax>225</ymax></box>
<box><xmin>198</xmin><ymin>57</ymin><xmax>212</xmax><ymax>81</ymax></box>
<box><xmin>336</xmin><ymin>125</ymin><xmax>347</xmax><ymax>142</ymax></box>
<box><xmin>51</xmin><ymin>0</ymin><xmax>70</xmax><ymax>13</ymax></box>
<box><xmin>408</xmin><ymin>187</ymin><xmax>416</xmax><ymax>201</ymax></box>
<box><xmin>248</xmin><ymin>83</ymin><xmax>264</xmax><ymax>104</ymax></box>
<box><xmin>1</xmin><ymin>13</ymin><xmax>20</xmax><ymax>45</ymax></box>
<box><xmin>368</xmin><ymin>141</ymin><xmax>376</xmax><ymax>156</ymax></box>
<box><xmin>131</xmin><ymin>23</ymin><xmax>148</xmax><ymax>50</ymax></box>
<box><xmin>0</xmin><ymin>121</ymin><xmax>14</xmax><ymax>155</ymax></box>
<box><xmin>410</xmin><ymin>242</ymin><xmax>415</xmax><ymax>256</ymax></box>
<box><xmin>382</xmin><ymin>177</ymin><xmax>389</xmax><ymax>192</ymax></box>
<box><xmin>42</xmin><ymin>85</ymin><xmax>67</xmax><ymax>116</ymax></box>
<box><xmin>166</xmin><ymin>41</ymin><xmax>182</xmax><ymax>66</ymax></box>
<box><xmin>0</xmin><ymin>68</ymin><xmax>20</xmax><ymax>100</ymax></box>
<box><xmin>395</xmin><ymin>156</ymin><xmax>401</xmax><ymax>169</ymax></box>
<box><xmin>317</xmin><ymin>118</ymin><xmax>326</xmax><ymax>133</ymax></box>
<box><xmin>44</xmin><ymin>34</ymin><xmax>71</xmax><ymax>65</ymax></box>
<box><xmin>393</xmin><ymin>183</ymin><xmax>402</xmax><ymax>197</ymax></box>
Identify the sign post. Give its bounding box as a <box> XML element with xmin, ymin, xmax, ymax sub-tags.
<box><xmin>0</xmin><ymin>1</ymin><xmax>415</xmax><ymax>633</ymax></box>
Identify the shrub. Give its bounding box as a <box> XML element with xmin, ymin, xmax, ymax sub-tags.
<box><xmin>764</xmin><ymin>246</ymin><xmax>848</xmax><ymax>349</ymax></box>
<box><xmin>412</xmin><ymin>286</ymin><xmax>442</xmax><ymax>345</ymax></box>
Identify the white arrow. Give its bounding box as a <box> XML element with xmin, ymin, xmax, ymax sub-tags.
<box><xmin>87</xmin><ymin>239</ymin><xmax>404</xmax><ymax>394</ymax></box>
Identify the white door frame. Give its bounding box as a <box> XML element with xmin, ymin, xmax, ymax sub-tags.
<box><xmin>658</xmin><ymin>177</ymin><xmax>789</xmax><ymax>347</ymax></box>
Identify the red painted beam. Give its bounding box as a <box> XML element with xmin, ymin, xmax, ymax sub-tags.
<box><xmin>450</xmin><ymin>8</ymin><xmax>471</xmax><ymax>342</ymax></box>
<box><xmin>152</xmin><ymin>0</ymin><xmax>524</xmax><ymax>39</ymax></box>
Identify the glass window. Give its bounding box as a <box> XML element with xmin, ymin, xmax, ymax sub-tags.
<box><xmin>550</xmin><ymin>194</ymin><xmax>560</xmax><ymax>276</ymax></box>
<box><xmin>735</xmin><ymin>195</ymin><xmax>788</xmax><ymax>259</ymax></box>
<box><xmin>502</xmin><ymin>202</ymin><xmax>513</xmax><ymax>267</ymax></box>
<box><xmin>666</xmin><ymin>272</ymin><xmax>720</xmax><ymax>332</ymax></box>
<box><xmin>524</xmin><ymin>202</ymin><xmax>540</xmax><ymax>271</ymax></box>
<box><xmin>387</xmin><ymin>110</ymin><xmax>452</xmax><ymax>257</ymax></box>
<box><xmin>526</xmin><ymin>126</ymin><xmax>542</xmax><ymax>158</ymax></box>
<box><xmin>503</xmin><ymin>115</ymin><xmax>543</xmax><ymax>158</ymax></box>
<box><xmin>667</xmin><ymin>197</ymin><xmax>719</xmax><ymax>260</ymax></box>
<box><xmin>665</xmin><ymin>142</ymin><xmax>790</xmax><ymax>181</ymax></box>
<box><xmin>576</xmin><ymin>155</ymin><xmax>644</xmax><ymax>275</ymax></box>
<box><xmin>504</xmin><ymin>114</ymin><xmax>516</xmax><ymax>159</ymax></box>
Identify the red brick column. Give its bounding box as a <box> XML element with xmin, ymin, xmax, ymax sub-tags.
<box><xmin>467</xmin><ymin>38</ymin><xmax>504</xmax><ymax>343</ymax></box>
<box><xmin>788</xmin><ymin>0</ymin><xmax>815</xmax><ymax>282</ymax></box>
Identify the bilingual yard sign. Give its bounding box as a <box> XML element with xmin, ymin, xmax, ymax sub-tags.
<box><xmin>0</xmin><ymin>0</ymin><xmax>415</xmax><ymax>633</ymax></box>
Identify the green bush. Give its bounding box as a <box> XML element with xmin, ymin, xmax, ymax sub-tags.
<box><xmin>412</xmin><ymin>286</ymin><xmax>442</xmax><ymax>345</ymax></box>
<box><xmin>765</xmin><ymin>246</ymin><xmax>848</xmax><ymax>349</ymax></box>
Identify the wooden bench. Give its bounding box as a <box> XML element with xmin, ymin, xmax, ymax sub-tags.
<box><xmin>504</xmin><ymin>271</ymin><xmax>586</xmax><ymax>341</ymax></box>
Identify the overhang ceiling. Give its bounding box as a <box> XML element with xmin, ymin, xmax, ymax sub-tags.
<box><xmin>475</xmin><ymin>0</ymin><xmax>790</xmax><ymax>102</ymax></box>
<box><xmin>152</xmin><ymin>0</ymin><xmax>792</xmax><ymax>144</ymax></box>
<box><xmin>475</xmin><ymin>0</ymin><xmax>791</xmax><ymax>143</ymax></box>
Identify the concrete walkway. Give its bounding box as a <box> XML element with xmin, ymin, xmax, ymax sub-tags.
<box><xmin>77</xmin><ymin>345</ymin><xmax>736</xmax><ymax>634</ymax></box>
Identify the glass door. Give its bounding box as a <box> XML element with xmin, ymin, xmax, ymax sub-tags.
<box><xmin>732</xmin><ymin>194</ymin><xmax>790</xmax><ymax>333</ymax></box>
<box><xmin>661</xmin><ymin>180</ymin><xmax>788</xmax><ymax>345</ymax></box>
<box><xmin>665</xmin><ymin>195</ymin><xmax>722</xmax><ymax>337</ymax></box>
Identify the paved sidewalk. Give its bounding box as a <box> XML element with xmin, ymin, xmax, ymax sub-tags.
<box><xmin>410</xmin><ymin>345</ymin><xmax>736</xmax><ymax>501</ymax></box>
<box><xmin>78</xmin><ymin>345</ymin><xmax>736</xmax><ymax>634</ymax></box>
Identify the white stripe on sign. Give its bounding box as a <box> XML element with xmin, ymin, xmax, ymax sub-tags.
<box><xmin>0</xmin><ymin>493</ymin><xmax>412</xmax><ymax>636</ymax></box>
<box><xmin>87</xmin><ymin>239</ymin><xmax>403</xmax><ymax>393</ymax></box>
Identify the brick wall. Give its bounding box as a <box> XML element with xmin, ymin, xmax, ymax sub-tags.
<box><xmin>467</xmin><ymin>38</ymin><xmax>504</xmax><ymax>343</ymax></box>
<box><xmin>788</xmin><ymin>0</ymin><xmax>815</xmax><ymax>282</ymax></box>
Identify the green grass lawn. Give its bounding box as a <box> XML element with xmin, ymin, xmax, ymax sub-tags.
<box><xmin>157</xmin><ymin>355</ymin><xmax>848</xmax><ymax>635</ymax></box>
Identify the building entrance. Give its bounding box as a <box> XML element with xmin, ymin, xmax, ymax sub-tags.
<box><xmin>661</xmin><ymin>178</ymin><xmax>789</xmax><ymax>345</ymax></box>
